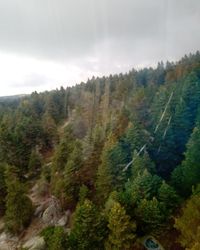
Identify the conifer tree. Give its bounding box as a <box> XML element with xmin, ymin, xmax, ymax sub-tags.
<box><xmin>63</xmin><ymin>141</ymin><xmax>83</xmax><ymax>208</ymax></box>
<box><xmin>51</xmin><ymin>126</ymin><xmax>75</xmax><ymax>198</ymax></box>
<box><xmin>127</xmin><ymin>169</ymin><xmax>162</xmax><ymax>203</ymax></box>
<box><xmin>177</xmin><ymin>122</ymin><xmax>200</xmax><ymax>195</ymax></box>
<box><xmin>158</xmin><ymin>181</ymin><xmax>180</xmax><ymax>211</ymax></box>
<box><xmin>0</xmin><ymin>162</ymin><xmax>7</xmax><ymax>215</ymax></box>
<box><xmin>70</xmin><ymin>199</ymin><xmax>106</xmax><ymax>250</ymax></box>
<box><xmin>136</xmin><ymin>197</ymin><xmax>165</xmax><ymax>234</ymax></box>
<box><xmin>28</xmin><ymin>149</ymin><xmax>42</xmax><ymax>177</ymax></box>
<box><xmin>175</xmin><ymin>193</ymin><xmax>200</xmax><ymax>249</ymax></box>
<box><xmin>105</xmin><ymin>201</ymin><xmax>136</xmax><ymax>250</ymax></box>
<box><xmin>5</xmin><ymin>166</ymin><xmax>33</xmax><ymax>234</ymax></box>
<box><xmin>96</xmin><ymin>142</ymin><xmax>113</xmax><ymax>204</ymax></box>
<box><xmin>131</xmin><ymin>151</ymin><xmax>155</xmax><ymax>179</ymax></box>
<box><xmin>49</xmin><ymin>226</ymin><xmax>67</xmax><ymax>250</ymax></box>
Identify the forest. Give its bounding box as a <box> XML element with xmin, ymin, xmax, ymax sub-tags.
<box><xmin>0</xmin><ymin>51</ymin><xmax>200</xmax><ymax>249</ymax></box>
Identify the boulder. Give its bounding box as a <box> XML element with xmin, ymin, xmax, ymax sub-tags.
<box><xmin>42</xmin><ymin>196</ymin><xmax>62</xmax><ymax>225</ymax></box>
<box><xmin>57</xmin><ymin>210</ymin><xmax>71</xmax><ymax>227</ymax></box>
<box><xmin>0</xmin><ymin>232</ymin><xmax>18</xmax><ymax>250</ymax></box>
<box><xmin>34</xmin><ymin>203</ymin><xmax>46</xmax><ymax>217</ymax></box>
<box><xmin>23</xmin><ymin>236</ymin><xmax>46</xmax><ymax>250</ymax></box>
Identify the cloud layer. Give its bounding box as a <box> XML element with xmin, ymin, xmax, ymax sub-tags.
<box><xmin>0</xmin><ymin>0</ymin><xmax>200</xmax><ymax>96</ymax></box>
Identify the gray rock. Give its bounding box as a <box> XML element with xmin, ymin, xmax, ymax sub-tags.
<box><xmin>57</xmin><ymin>211</ymin><xmax>70</xmax><ymax>227</ymax></box>
<box><xmin>42</xmin><ymin>196</ymin><xmax>62</xmax><ymax>225</ymax></box>
<box><xmin>34</xmin><ymin>203</ymin><xmax>46</xmax><ymax>217</ymax></box>
<box><xmin>23</xmin><ymin>236</ymin><xmax>46</xmax><ymax>250</ymax></box>
<box><xmin>0</xmin><ymin>232</ymin><xmax>18</xmax><ymax>250</ymax></box>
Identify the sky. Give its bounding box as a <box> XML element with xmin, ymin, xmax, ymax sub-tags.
<box><xmin>0</xmin><ymin>0</ymin><xmax>200</xmax><ymax>96</ymax></box>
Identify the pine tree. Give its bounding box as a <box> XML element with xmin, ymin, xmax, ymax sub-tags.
<box><xmin>175</xmin><ymin>193</ymin><xmax>200</xmax><ymax>249</ymax></box>
<box><xmin>28</xmin><ymin>149</ymin><xmax>42</xmax><ymax>177</ymax></box>
<box><xmin>131</xmin><ymin>151</ymin><xmax>155</xmax><ymax>179</ymax></box>
<box><xmin>0</xmin><ymin>162</ymin><xmax>7</xmax><ymax>215</ymax></box>
<box><xmin>70</xmin><ymin>199</ymin><xmax>106</xmax><ymax>250</ymax></box>
<box><xmin>105</xmin><ymin>201</ymin><xmax>136</xmax><ymax>250</ymax></box>
<box><xmin>127</xmin><ymin>169</ymin><xmax>162</xmax><ymax>203</ymax></box>
<box><xmin>5</xmin><ymin>166</ymin><xmax>33</xmax><ymax>234</ymax></box>
<box><xmin>179</xmin><ymin>123</ymin><xmax>200</xmax><ymax>195</ymax></box>
<box><xmin>51</xmin><ymin>126</ymin><xmax>75</xmax><ymax>198</ymax></box>
<box><xmin>63</xmin><ymin>141</ymin><xmax>83</xmax><ymax>208</ymax></box>
<box><xmin>49</xmin><ymin>227</ymin><xmax>67</xmax><ymax>250</ymax></box>
<box><xmin>158</xmin><ymin>181</ymin><xmax>180</xmax><ymax>211</ymax></box>
<box><xmin>136</xmin><ymin>197</ymin><xmax>165</xmax><ymax>234</ymax></box>
<box><xmin>95</xmin><ymin>142</ymin><xmax>113</xmax><ymax>204</ymax></box>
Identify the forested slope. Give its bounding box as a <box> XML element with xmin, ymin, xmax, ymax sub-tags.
<box><xmin>1</xmin><ymin>51</ymin><xmax>200</xmax><ymax>249</ymax></box>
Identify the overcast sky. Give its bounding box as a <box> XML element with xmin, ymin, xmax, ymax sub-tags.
<box><xmin>0</xmin><ymin>0</ymin><xmax>200</xmax><ymax>96</ymax></box>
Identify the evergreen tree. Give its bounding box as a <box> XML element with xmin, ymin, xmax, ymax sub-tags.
<box><xmin>158</xmin><ymin>181</ymin><xmax>180</xmax><ymax>211</ymax></box>
<box><xmin>96</xmin><ymin>141</ymin><xmax>113</xmax><ymax>204</ymax></box>
<box><xmin>51</xmin><ymin>126</ymin><xmax>75</xmax><ymax>198</ymax></box>
<box><xmin>78</xmin><ymin>185</ymin><xmax>89</xmax><ymax>204</ymax></box>
<box><xmin>70</xmin><ymin>199</ymin><xmax>106</xmax><ymax>250</ymax></box>
<box><xmin>105</xmin><ymin>201</ymin><xmax>136</xmax><ymax>250</ymax></box>
<box><xmin>131</xmin><ymin>151</ymin><xmax>156</xmax><ymax>179</ymax></box>
<box><xmin>41</xmin><ymin>226</ymin><xmax>68</xmax><ymax>250</ymax></box>
<box><xmin>52</xmin><ymin>126</ymin><xmax>75</xmax><ymax>171</ymax></box>
<box><xmin>175</xmin><ymin>193</ymin><xmax>200</xmax><ymax>249</ymax></box>
<box><xmin>136</xmin><ymin>197</ymin><xmax>165</xmax><ymax>234</ymax></box>
<box><xmin>177</xmin><ymin>123</ymin><xmax>200</xmax><ymax>195</ymax></box>
<box><xmin>127</xmin><ymin>169</ymin><xmax>162</xmax><ymax>204</ymax></box>
<box><xmin>5</xmin><ymin>166</ymin><xmax>33</xmax><ymax>234</ymax></box>
<box><xmin>0</xmin><ymin>162</ymin><xmax>7</xmax><ymax>215</ymax></box>
<box><xmin>63</xmin><ymin>141</ymin><xmax>83</xmax><ymax>208</ymax></box>
<box><xmin>49</xmin><ymin>226</ymin><xmax>67</xmax><ymax>250</ymax></box>
<box><xmin>28</xmin><ymin>149</ymin><xmax>42</xmax><ymax>177</ymax></box>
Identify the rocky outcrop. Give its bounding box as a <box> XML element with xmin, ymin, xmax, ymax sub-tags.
<box><xmin>23</xmin><ymin>236</ymin><xmax>46</xmax><ymax>250</ymax></box>
<box><xmin>42</xmin><ymin>196</ymin><xmax>62</xmax><ymax>225</ymax></box>
<box><xmin>0</xmin><ymin>232</ymin><xmax>19</xmax><ymax>250</ymax></box>
<box><xmin>34</xmin><ymin>196</ymin><xmax>71</xmax><ymax>227</ymax></box>
<box><xmin>57</xmin><ymin>210</ymin><xmax>71</xmax><ymax>227</ymax></box>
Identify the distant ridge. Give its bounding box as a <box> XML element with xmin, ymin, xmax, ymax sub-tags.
<box><xmin>0</xmin><ymin>94</ymin><xmax>28</xmax><ymax>101</ymax></box>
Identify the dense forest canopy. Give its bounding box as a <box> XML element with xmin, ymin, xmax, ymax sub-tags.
<box><xmin>1</xmin><ymin>51</ymin><xmax>200</xmax><ymax>249</ymax></box>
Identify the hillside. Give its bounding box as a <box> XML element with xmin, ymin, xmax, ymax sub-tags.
<box><xmin>0</xmin><ymin>51</ymin><xmax>200</xmax><ymax>249</ymax></box>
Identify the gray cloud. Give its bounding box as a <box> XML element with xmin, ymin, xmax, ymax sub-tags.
<box><xmin>11</xmin><ymin>73</ymin><xmax>50</xmax><ymax>88</ymax></box>
<box><xmin>0</xmin><ymin>0</ymin><xmax>200</xmax><ymax>95</ymax></box>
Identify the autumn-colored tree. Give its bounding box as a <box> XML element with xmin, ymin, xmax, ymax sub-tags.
<box><xmin>105</xmin><ymin>201</ymin><xmax>136</xmax><ymax>250</ymax></box>
<box><xmin>175</xmin><ymin>193</ymin><xmax>200</xmax><ymax>249</ymax></box>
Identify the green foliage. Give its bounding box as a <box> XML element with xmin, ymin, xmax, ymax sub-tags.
<box><xmin>52</xmin><ymin>126</ymin><xmax>75</xmax><ymax>171</ymax></box>
<box><xmin>158</xmin><ymin>181</ymin><xmax>180</xmax><ymax>211</ymax></box>
<box><xmin>0</xmin><ymin>162</ymin><xmax>7</xmax><ymax>215</ymax></box>
<box><xmin>51</xmin><ymin>126</ymin><xmax>76</xmax><ymax>201</ymax></box>
<box><xmin>175</xmin><ymin>194</ymin><xmax>200</xmax><ymax>249</ymax></box>
<box><xmin>28</xmin><ymin>149</ymin><xmax>42</xmax><ymax>177</ymax></box>
<box><xmin>70</xmin><ymin>199</ymin><xmax>107</xmax><ymax>250</ymax></box>
<box><xmin>96</xmin><ymin>145</ymin><xmax>113</xmax><ymax>204</ymax></box>
<box><xmin>126</xmin><ymin>170</ymin><xmax>162</xmax><ymax>204</ymax></box>
<box><xmin>41</xmin><ymin>226</ymin><xmax>55</xmax><ymax>246</ymax></box>
<box><xmin>136</xmin><ymin>198</ymin><xmax>166</xmax><ymax>234</ymax></box>
<box><xmin>131</xmin><ymin>151</ymin><xmax>156</xmax><ymax>179</ymax></box>
<box><xmin>171</xmin><ymin>165</ymin><xmax>184</xmax><ymax>195</ymax></box>
<box><xmin>105</xmin><ymin>201</ymin><xmax>136</xmax><ymax>250</ymax></box>
<box><xmin>181</xmin><ymin>125</ymin><xmax>200</xmax><ymax>193</ymax></box>
<box><xmin>63</xmin><ymin>141</ymin><xmax>83</xmax><ymax>208</ymax></box>
<box><xmin>5</xmin><ymin>166</ymin><xmax>33</xmax><ymax>234</ymax></box>
<box><xmin>0</xmin><ymin>52</ymin><xmax>200</xmax><ymax>245</ymax></box>
<box><xmin>41</xmin><ymin>226</ymin><xmax>68</xmax><ymax>250</ymax></box>
<box><xmin>78</xmin><ymin>184</ymin><xmax>89</xmax><ymax>204</ymax></box>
